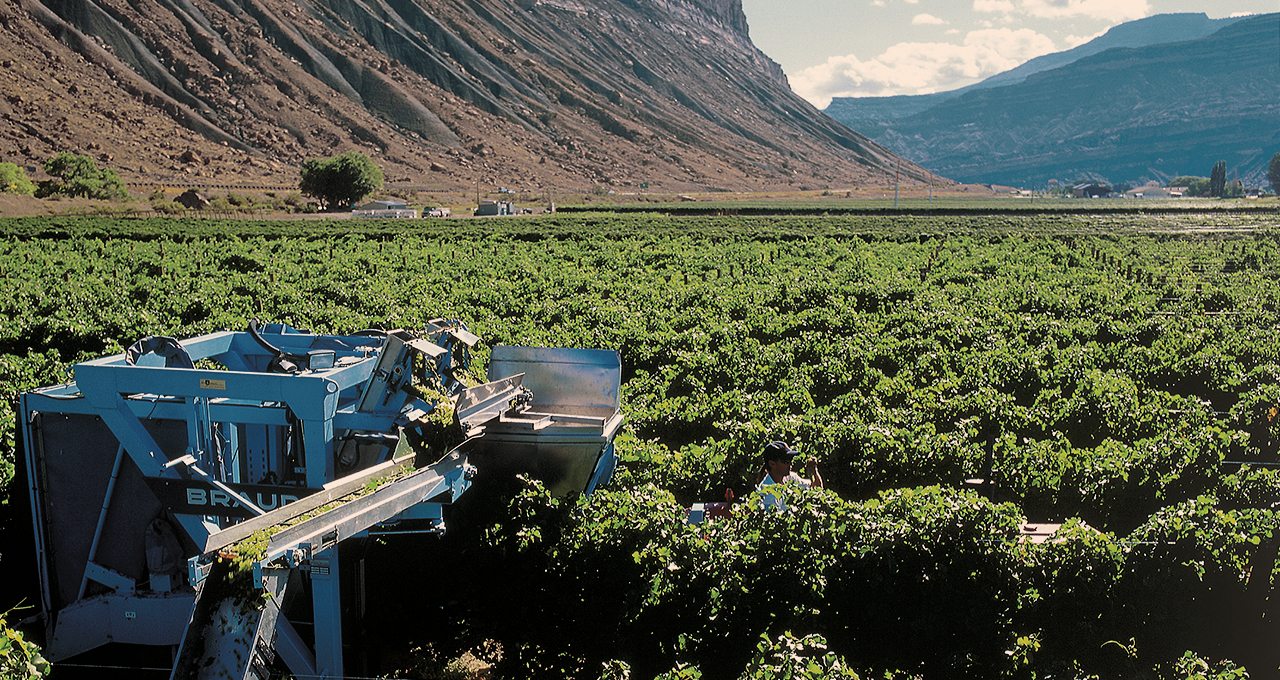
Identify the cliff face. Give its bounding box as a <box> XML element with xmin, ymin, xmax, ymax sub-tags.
<box><xmin>0</xmin><ymin>0</ymin><xmax>917</xmax><ymax>191</ymax></box>
<box><xmin>673</xmin><ymin>0</ymin><xmax>751</xmax><ymax>38</ymax></box>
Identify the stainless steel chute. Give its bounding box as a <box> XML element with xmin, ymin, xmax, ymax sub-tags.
<box><xmin>468</xmin><ymin>346</ymin><xmax>623</xmax><ymax>496</ymax></box>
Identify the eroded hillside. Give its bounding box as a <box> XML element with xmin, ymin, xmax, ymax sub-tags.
<box><xmin>0</xmin><ymin>0</ymin><xmax>925</xmax><ymax>191</ymax></box>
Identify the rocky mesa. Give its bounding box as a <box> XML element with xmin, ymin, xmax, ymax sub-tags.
<box><xmin>0</xmin><ymin>0</ymin><xmax>924</xmax><ymax>192</ymax></box>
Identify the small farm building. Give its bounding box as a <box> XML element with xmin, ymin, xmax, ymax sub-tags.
<box><xmin>475</xmin><ymin>200</ymin><xmax>517</xmax><ymax>216</ymax></box>
<box><xmin>352</xmin><ymin>200</ymin><xmax>419</xmax><ymax>219</ymax></box>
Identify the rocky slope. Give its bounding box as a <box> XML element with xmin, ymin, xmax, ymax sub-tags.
<box><xmin>825</xmin><ymin>13</ymin><xmax>1279</xmax><ymax>188</ymax></box>
<box><xmin>0</xmin><ymin>0</ymin><xmax>923</xmax><ymax>192</ymax></box>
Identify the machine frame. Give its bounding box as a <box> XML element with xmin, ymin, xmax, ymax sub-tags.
<box><xmin>18</xmin><ymin>322</ymin><xmax>622</xmax><ymax>678</ymax></box>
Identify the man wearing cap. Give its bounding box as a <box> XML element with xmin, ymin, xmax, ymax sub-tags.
<box><xmin>756</xmin><ymin>440</ymin><xmax>823</xmax><ymax>490</ymax></box>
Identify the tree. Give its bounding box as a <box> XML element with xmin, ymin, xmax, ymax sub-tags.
<box><xmin>1209</xmin><ymin>160</ymin><xmax>1227</xmax><ymax>198</ymax></box>
<box><xmin>1169</xmin><ymin>176</ymin><xmax>1211</xmax><ymax>197</ymax></box>
<box><xmin>1187</xmin><ymin>178</ymin><xmax>1212</xmax><ymax>197</ymax></box>
<box><xmin>299</xmin><ymin>151</ymin><xmax>383</xmax><ymax>210</ymax></box>
<box><xmin>1268</xmin><ymin>152</ymin><xmax>1280</xmax><ymax>195</ymax></box>
<box><xmin>34</xmin><ymin>152</ymin><xmax>127</xmax><ymax>200</ymax></box>
<box><xmin>0</xmin><ymin>162</ymin><xmax>35</xmax><ymax>196</ymax></box>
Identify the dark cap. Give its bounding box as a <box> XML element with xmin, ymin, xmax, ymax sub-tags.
<box><xmin>762</xmin><ymin>441</ymin><xmax>798</xmax><ymax>461</ymax></box>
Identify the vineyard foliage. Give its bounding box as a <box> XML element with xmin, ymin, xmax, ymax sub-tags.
<box><xmin>0</xmin><ymin>608</ymin><xmax>50</xmax><ymax>680</ymax></box>
<box><xmin>0</xmin><ymin>213</ymin><xmax>1279</xmax><ymax>678</ymax></box>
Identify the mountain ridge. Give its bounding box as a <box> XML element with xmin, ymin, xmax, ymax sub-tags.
<box><xmin>826</xmin><ymin>13</ymin><xmax>1280</xmax><ymax>187</ymax></box>
<box><xmin>0</xmin><ymin>0</ymin><xmax>925</xmax><ymax>192</ymax></box>
<box><xmin>826</xmin><ymin>12</ymin><xmax>1247</xmax><ymax>149</ymax></box>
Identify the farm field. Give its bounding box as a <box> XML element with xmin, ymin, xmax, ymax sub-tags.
<box><xmin>561</xmin><ymin>197</ymin><xmax>1278</xmax><ymax>213</ymax></box>
<box><xmin>1</xmin><ymin>212</ymin><xmax>1279</xmax><ymax>678</ymax></box>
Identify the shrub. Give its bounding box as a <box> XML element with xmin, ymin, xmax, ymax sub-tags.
<box><xmin>474</xmin><ymin>481</ymin><xmax>1028</xmax><ymax>679</ymax></box>
<box><xmin>151</xmin><ymin>200</ymin><xmax>185</xmax><ymax>215</ymax></box>
<box><xmin>739</xmin><ymin>632</ymin><xmax>860</xmax><ymax>679</ymax></box>
<box><xmin>0</xmin><ymin>608</ymin><xmax>51</xmax><ymax>679</ymax></box>
<box><xmin>1020</xmin><ymin>520</ymin><xmax>1124</xmax><ymax>675</ymax></box>
<box><xmin>1119</xmin><ymin>498</ymin><xmax>1279</xmax><ymax>672</ymax></box>
<box><xmin>34</xmin><ymin>153</ymin><xmax>126</xmax><ymax>200</ymax></box>
<box><xmin>1156</xmin><ymin>651</ymin><xmax>1250</xmax><ymax>680</ymax></box>
<box><xmin>0</xmin><ymin>163</ymin><xmax>35</xmax><ymax>196</ymax></box>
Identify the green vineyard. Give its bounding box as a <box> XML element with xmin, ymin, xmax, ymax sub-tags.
<box><xmin>0</xmin><ymin>212</ymin><xmax>1277</xmax><ymax>678</ymax></box>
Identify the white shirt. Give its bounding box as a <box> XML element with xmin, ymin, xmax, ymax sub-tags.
<box><xmin>759</xmin><ymin>471</ymin><xmax>811</xmax><ymax>489</ymax></box>
<box><xmin>758</xmin><ymin>471</ymin><xmax>811</xmax><ymax>509</ymax></box>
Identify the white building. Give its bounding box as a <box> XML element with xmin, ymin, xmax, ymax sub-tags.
<box><xmin>352</xmin><ymin>200</ymin><xmax>419</xmax><ymax>219</ymax></box>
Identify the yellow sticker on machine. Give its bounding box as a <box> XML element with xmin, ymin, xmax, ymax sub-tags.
<box><xmin>199</xmin><ymin>378</ymin><xmax>227</xmax><ymax>390</ymax></box>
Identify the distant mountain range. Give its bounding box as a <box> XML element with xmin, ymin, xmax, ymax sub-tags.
<box><xmin>826</xmin><ymin>13</ymin><xmax>1243</xmax><ymax>132</ymax></box>
<box><xmin>825</xmin><ymin>13</ymin><xmax>1280</xmax><ymax>187</ymax></box>
<box><xmin>0</xmin><ymin>0</ymin><xmax>922</xmax><ymax>191</ymax></box>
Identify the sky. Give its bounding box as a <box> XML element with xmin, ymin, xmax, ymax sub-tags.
<box><xmin>739</xmin><ymin>0</ymin><xmax>1278</xmax><ymax>108</ymax></box>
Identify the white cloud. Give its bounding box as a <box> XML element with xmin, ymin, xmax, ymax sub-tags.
<box><xmin>793</xmin><ymin>28</ymin><xmax>1058</xmax><ymax>107</ymax></box>
<box><xmin>912</xmin><ymin>13</ymin><xmax>947</xmax><ymax>25</ymax></box>
<box><xmin>946</xmin><ymin>28</ymin><xmax>961</xmax><ymax>35</ymax></box>
<box><xmin>903</xmin><ymin>0</ymin><xmax>920</xmax><ymax>4</ymax></box>
<box><xmin>871</xmin><ymin>0</ymin><xmax>886</xmax><ymax>6</ymax></box>
<box><xmin>975</xmin><ymin>0</ymin><xmax>1149</xmax><ymax>21</ymax></box>
<box><xmin>973</xmin><ymin>0</ymin><xmax>1015</xmax><ymax>12</ymax></box>
<box><xmin>1064</xmin><ymin>28</ymin><xmax>1106</xmax><ymax>48</ymax></box>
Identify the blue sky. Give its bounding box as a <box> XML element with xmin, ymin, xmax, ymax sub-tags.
<box><xmin>739</xmin><ymin>0</ymin><xmax>1277</xmax><ymax>107</ymax></box>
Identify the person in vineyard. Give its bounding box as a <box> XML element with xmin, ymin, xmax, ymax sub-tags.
<box><xmin>756</xmin><ymin>440</ymin><xmax>823</xmax><ymax>490</ymax></box>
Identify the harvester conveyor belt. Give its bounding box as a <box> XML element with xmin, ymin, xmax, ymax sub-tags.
<box><xmin>169</xmin><ymin>563</ymin><xmax>308</xmax><ymax>680</ymax></box>
<box><xmin>202</xmin><ymin>452</ymin><xmax>418</xmax><ymax>556</ymax></box>
<box><xmin>172</xmin><ymin>450</ymin><xmax>472</xmax><ymax>680</ymax></box>
<box><xmin>259</xmin><ymin>450</ymin><xmax>469</xmax><ymax>564</ymax></box>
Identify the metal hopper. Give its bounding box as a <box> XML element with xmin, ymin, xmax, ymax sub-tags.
<box><xmin>464</xmin><ymin>346</ymin><xmax>623</xmax><ymax>496</ymax></box>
